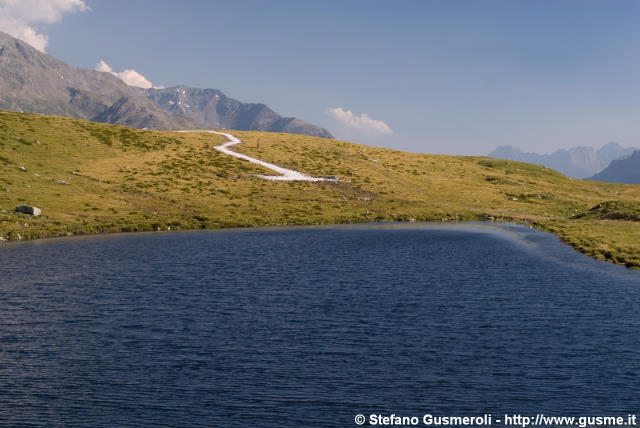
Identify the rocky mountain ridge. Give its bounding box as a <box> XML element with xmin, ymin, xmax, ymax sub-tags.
<box><xmin>144</xmin><ymin>86</ymin><xmax>333</xmax><ymax>137</ymax></box>
<box><xmin>0</xmin><ymin>31</ymin><xmax>332</xmax><ymax>137</ymax></box>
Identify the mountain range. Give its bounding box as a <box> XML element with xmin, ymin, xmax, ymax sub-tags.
<box><xmin>488</xmin><ymin>143</ymin><xmax>637</xmax><ymax>178</ymax></box>
<box><xmin>590</xmin><ymin>150</ymin><xmax>640</xmax><ymax>184</ymax></box>
<box><xmin>144</xmin><ymin>86</ymin><xmax>333</xmax><ymax>137</ymax></box>
<box><xmin>0</xmin><ymin>31</ymin><xmax>332</xmax><ymax>137</ymax></box>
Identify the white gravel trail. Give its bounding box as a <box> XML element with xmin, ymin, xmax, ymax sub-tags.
<box><xmin>181</xmin><ymin>130</ymin><xmax>333</xmax><ymax>182</ymax></box>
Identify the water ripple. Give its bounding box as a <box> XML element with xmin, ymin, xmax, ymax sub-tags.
<box><xmin>0</xmin><ymin>224</ymin><xmax>639</xmax><ymax>427</ymax></box>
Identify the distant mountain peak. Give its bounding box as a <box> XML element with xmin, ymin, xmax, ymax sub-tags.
<box><xmin>590</xmin><ymin>150</ymin><xmax>640</xmax><ymax>184</ymax></box>
<box><xmin>488</xmin><ymin>143</ymin><xmax>638</xmax><ymax>178</ymax></box>
<box><xmin>144</xmin><ymin>86</ymin><xmax>333</xmax><ymax>138</ymax></box>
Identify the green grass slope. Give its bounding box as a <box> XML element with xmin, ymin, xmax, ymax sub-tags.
<box><xmin>1</xmin><ymin>110</ymin><xmax>639</xmax><ymax>268</ymax></box>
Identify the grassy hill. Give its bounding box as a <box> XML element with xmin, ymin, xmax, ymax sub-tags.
<box><xmin>1</xmin><ymin>110</ymin><xmax>639</xmax><ymax>268</ymax></box>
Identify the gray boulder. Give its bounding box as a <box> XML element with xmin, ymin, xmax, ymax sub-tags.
<box><xmin>15</xmin><ymin>205</ymin><xmax>41</xmax><ymax>216</ymax></box>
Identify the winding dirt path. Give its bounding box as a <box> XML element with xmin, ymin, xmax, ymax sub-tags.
<box><xmin>182</xmin><ymin>130</ymin><xmax>334</xmax><ymax>182</ymax></box>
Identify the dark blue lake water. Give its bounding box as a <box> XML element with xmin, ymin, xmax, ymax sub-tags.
<box><xmin>1</xmin><ymin>224</ymin><xmax>639</xmax><ymax>427</ymax></box>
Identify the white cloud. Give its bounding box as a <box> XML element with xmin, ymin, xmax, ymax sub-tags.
<box><xmin>117</xmin><ymin>69</ymin><xmax>153</xmax><ymax>89</ymax></box>
<box><xmin>0</xmin><ymin>0</ymin><xmax>88</xmax><ymax>52</ymax></box>
<box><xmin>95</xmin><ymin>60</ymin><xmax>112</xmax><ymax>73</ymax></box>
<box><xmin>326</xmin><ymin>107</ymin><xmax>392</xmax><ymax>135</ymax></box>
<box><xmin>95</xmin><ymin>60</ymin><xmax>153</xmax><ymax>89</ymax></box>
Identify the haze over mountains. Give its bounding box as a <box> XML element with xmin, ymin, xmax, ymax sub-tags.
<box><xmin>590</xmin><ymin>151</ymin><xmax>640</xmax><ymax>184</ymax></box>
<box><xmin>0</xmin><ymin>31</ymin><xmax>332</xmax><ymax>137</ymax></box>
<box><xmin>489</xmin><ymin>143</ymin><xmax>637</xmax><ymax>179</ymax></box>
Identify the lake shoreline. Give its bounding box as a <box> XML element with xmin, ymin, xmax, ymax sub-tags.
<box><xmin>2</xmin><ymin>112</ymin><xmax>638</xmax><ymax>270</ymax></box>
<box><xmin>1</xmin><ymin>217</ymin><xmax>638</xmax><ymax>270</ymax></box>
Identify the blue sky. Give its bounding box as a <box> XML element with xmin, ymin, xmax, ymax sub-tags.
<box><xmin>2</xmin><ymin>0</ymin><xmax>639</xmax><ymax>154</ymax></box>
